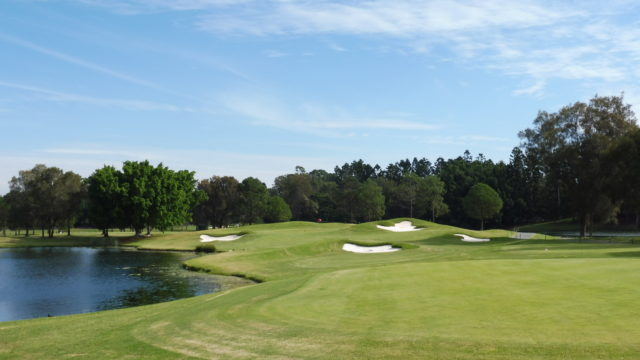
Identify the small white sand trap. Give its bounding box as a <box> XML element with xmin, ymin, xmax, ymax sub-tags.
<box><xmin>455</xmin><ymin>234</ymin><xmax>490</xmax><ymax>242</ymax></box>
<box><xmin>376</xmin><ymin>221</ymin><xmax>422</xmax><ymax>232</ymax></box>
<box><xmin>199</xmin><ymin>234</ymin><xmax>244</xmax><ymax>242</ymax></box>
<box><xmin>342</xmin><ymin>243</ymin><xmax>400</xmax><ymax>253</ymax></box>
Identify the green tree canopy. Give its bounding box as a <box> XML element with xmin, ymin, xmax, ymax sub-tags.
<box><xmin>264</xmin><ymin>195</ymin><xmax>292</xmax><ymax>223</ymax></box>
<box><xmin>87</xmin><ymin>165</ymin><xmax>124</xmax><ymax>237</ymax></box>
<box><xmin>463</xmin><ymin>183</ymin><xmax>503</xmax><ymax>231</ymax></box>
<box><xmin>519</xmin><ymin>95</ymin><xmax>638</xmax><ymax>236</ymax></box>
<box><xmin>239</xmin><ymin>177</ymin><xmax>269</xmax><ymax>224</ymax></box>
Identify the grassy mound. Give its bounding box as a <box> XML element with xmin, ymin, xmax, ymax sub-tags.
<box><xmin>2</xmin><ymin>219</ymin><xmax>640</xmax><ymax>359</ymax></box>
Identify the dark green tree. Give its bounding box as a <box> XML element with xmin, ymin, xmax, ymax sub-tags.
<box><xmin>519</xmin><ymin>95</ymin><xmax>638</xmax><ymax>236</ymax></box>
<box><xmin>264</xmin><ymin>195</ymin><xmax>292</xmax><ymax>223</ymax></box>
<box><xmin>87</xmin><ymin>165</ymin><xmax>124</xmax><ymax>238</ymax></box>
<box><xmin>194</xmin><ymin>176</ymin><xmax>241</xmax><ymax>228</ymax></box>
<box><xmin>0</xmin><ymin>195</ymin><xmax>8</xmax><ymax>236</ymax></box>
<box><xmin>463</xmin><ymin>183</ymin><xmax>503</xmax><ymax>231</ymax></box>
<box><xmin>273</xmin><ymin>169</ymin><xmax>318</xmax><ymax>220</ymax></box>
<box><xmin>239</xmin><ymin>177</ymin><xmax>269</xmax><ymax>224</ymax></box>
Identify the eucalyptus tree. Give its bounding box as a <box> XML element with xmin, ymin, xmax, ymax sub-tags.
<box><xmin>194</xmin><ymin>176</ymin><xmax>241</xmax><ymax>228</ymax></box>
<box><xmin>519</xmin><ymin>95</ymin><xmax>638</xmax><ymax>236</ymax></box>
<box><xmin>8</xmin><ymin>164</ymin><xmax>84</xmax><ymax>237</ymax></box>
<box><xmin>0</xmin><ymin>196</ymin><xmax>8</xmax><ymax>236</ymax></box>
<box><xmin>273</xmin><ymin>168</ymin><xmax>318</xmax><ymax>220</ymax></box>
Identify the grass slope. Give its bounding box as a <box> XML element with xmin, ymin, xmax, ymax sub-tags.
<box><xmin>2</xmin><ymin>219</ymin><xmax>640</xmax><ymax>359</ymax></box>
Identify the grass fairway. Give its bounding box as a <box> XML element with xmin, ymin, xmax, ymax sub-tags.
<box><xmin>2</xmin><ymin>219</ymin><xmax>640</xmax><ymax>359</ymax></box>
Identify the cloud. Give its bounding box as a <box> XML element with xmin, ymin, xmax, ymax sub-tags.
<box><xmin>0</xmin><ymin>32</ymin><xmax>189</xmax><ymax>97</ymax></box>
<box><xmin>46</xmin><ymin>1</ymin><xmax>640</xmax><ymax>99</ymax></box>
<box><xmin>196</xmin><ymin>1</ymin><xmax>572</xmax><ymax>36</ymax></box>
<box><xmin>217</xmin><ymin>91</ymin><xmax>440</xmax><ymax>135</ymax></box>
<box><xmin>76</xmin><ymin>0</ymin><xmax>251</xmax><ymax>14</ymax></box>
<box><xmin>264</xmin><ymin>49</ymin><xmax>288</xmax><ymax>58</ymax></box>
<box><xmin>513</xmin><ymin>80</ymin><xmax>546</xmax><ymax>97</ymax></box>
<box><xmin>0</xmin><ymin>81</ymin><xmax>193</xmax><ymax>112</ymax></box>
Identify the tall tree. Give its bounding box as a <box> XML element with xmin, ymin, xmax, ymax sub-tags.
<box><xmin>239</xmin><ymin>177</ymin><xmax>269</xmax><ymax>224</ymax></box>
<box><xmin>519</xmin><ymin>95</ymin><xmax>637</xmax><ymax>236</ymax></box>
<box><xmin>8</xmin><ymin>165</ymin><xmax>84</xmax><ymax>237</ymax></box>
<box><xmin>194</xmin><ymin>176</ymin><xmax>241</xmax><ymax>228</ymax></box>
<box><xmin>264</xmin><ymin>196</ymin><xmax>292</xmax><ymax>223</ymax></box>
<box><xmin>463</xmin><ymin>183</ymin><xmax>503</xmax><ymax>231</ymax></box>
<box><xmin>0</xmin><ymin>195</ymin><xmax>8</xmax><ymax>236</ymax></box>
<box><xmin>87</xmin><ymin>166</ymin><xmax>124</xmax><ymax>238</ymax></box>
<box><xmin>273</xmin><ymin>169</ymin><xmax>318</xmax><ymax>220</ymax></box>
<box><xmin>120</xmin><ymin>161</ymin><xmax>155</xmax><ymax>236</ymax></box>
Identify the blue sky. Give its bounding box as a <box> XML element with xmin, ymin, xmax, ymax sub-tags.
<box><xmin>2</xmin><ymin>0</ymin><xmax>640</xmax><ymax>193</ymax></box>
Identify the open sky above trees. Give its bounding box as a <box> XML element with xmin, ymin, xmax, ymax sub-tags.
<box><xmin>3</xmin><ymin>1</ymin><xmax>640</xmax><ymax>193</ymax></box>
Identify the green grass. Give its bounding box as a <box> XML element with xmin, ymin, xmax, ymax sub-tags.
<box><xmin>2</xmin><ymin>219</ymin><xmax>640</xmax><ymax>359</ymax></box>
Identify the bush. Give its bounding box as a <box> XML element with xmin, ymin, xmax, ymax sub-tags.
<box><xmin>195</xmin><ymin>244</ymin><xmax>216</xmax><ymax>253</ymax></box>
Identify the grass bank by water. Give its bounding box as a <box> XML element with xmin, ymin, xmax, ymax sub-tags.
<box><xmin>2</xmin><ymin>219</ymin><xmax>640</xmax><ymax>359</ymax></box>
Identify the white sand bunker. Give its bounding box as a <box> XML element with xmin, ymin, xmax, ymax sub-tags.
<box><xmin>455</xmin><ymin>234</ymin><xmax>490</xmax><ymax>243</ymax></box>
<box><xmin>342</xmin><ymin>243</ymin><xmax>400</xmax><ymax>253</ymax></box>
<box><xmin>200</xmin><ymin>234</ymin><xmax>244</xmax><ymax>242</ymax></box>
<box><xmin>376</xmin><ymin>221</ymin><xmax>422</xmax><ymax>232</ymax></box>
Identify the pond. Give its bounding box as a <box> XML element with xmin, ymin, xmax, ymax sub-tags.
<box><xmin>0</xmin><ymin>247</ymin><xmax>252</xmax><ymax>322</ymax></box>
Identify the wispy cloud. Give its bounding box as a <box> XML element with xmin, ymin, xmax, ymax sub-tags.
<box><xmin>513</xmin><ymin>80</ymin><xmax>546</xmax><ymax>97</ymax></box>
<box><xmin>41</xmin><ymin>1</ymin><xmax>640</xmax><ymax>99</ymax></box>
<box><xmin>76</xmin><ymin>0</ymin><xmax>251</xmax><ymax>14</ymax></box>
<box><xmin>0</xmin><ymin>81</ymin><xmax>193</xmax><ymax>112</ymax></box>
<box><xmin>0</xmin><ymin>32</ymin><xmax>185</xmax><ymax>96</ymax></box>
<box><xmin>217</xmin><ymin>91</ymin><xmax>440</xmax><ymax>136</ymax></box>
<box><xmin>264</xmin><ymin>49</ymin><xmax>288</xmax><ymax>58</ymax></box>
<box><xmin>196</xmin><ymin>1</ymin><xmax>572</xmax><ymax>36</ymax></box>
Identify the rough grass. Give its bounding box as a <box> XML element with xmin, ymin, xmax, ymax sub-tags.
<box><xmin>2</xmin><ymin>219</ymin><xmax>640</xmax><ymax>359</ymax></box>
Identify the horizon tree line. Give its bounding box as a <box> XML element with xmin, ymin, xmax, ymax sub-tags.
<box><xmin>0</xmin><ymin>95</ymin><xmax>638</xmax><ymax>237</ymax></box>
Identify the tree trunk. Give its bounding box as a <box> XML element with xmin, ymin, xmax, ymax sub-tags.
<box><xmin>580</xmin><ymin>216</ymin><xmax>587</xmax><ymax>238</ymax></box>
<box><xmin>480</xmin><ymin>219</ymin><xmax>484</xmax><ymax>231</ymax></box>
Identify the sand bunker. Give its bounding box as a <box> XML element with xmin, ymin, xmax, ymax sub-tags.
<box><xmin>376</xmin><ymin>221</ymin><xmax>422</xmax><ymax>232</ymax></box>
<box><xmin>455</xmin><ymin>234</ymin><xmax>490</xmax><ymax>242</ymax></box>
<box><xmin>342</xmin><ymin>243</ymin><xmax>400</xmax><ymax>253</ymax></box>
<box><xmin>199</xmin><ymin>234</ymin><xmax>244</xmax><ymax>242</ymax></box>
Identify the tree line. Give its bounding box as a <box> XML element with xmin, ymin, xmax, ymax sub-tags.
<box><xmin>0</xmin><ymin>95</ymin><xmax>639</xmax><ymax>237</ymax></box>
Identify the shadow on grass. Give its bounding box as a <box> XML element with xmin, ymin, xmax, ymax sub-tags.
<box><xmin>607</xmin><ymin>251</ymin><xmax>640</xmax><ymax>258</ymax></box>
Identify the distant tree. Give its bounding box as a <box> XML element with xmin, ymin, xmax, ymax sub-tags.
<box><xmin>87</xmin><ymin>166</ymin><xmax>124</xmax><ymax>238</ymax></box>
<box><xmin>417</xmin><ymin>175</ymin><xmax>448</xmax><ymax>222</ymax></box>
<box><xmin>463</xmin><ymin>183</ymin><xmax>503</xmax><ymax>231</ymax></box>
<box><xmin>605</xmin><ymin>128</ymin><xmax>640</xmax><ymax>228</ymax></box>
<box><xmin>109</xmin><ymin>161</ymin><xmax>204</xmax><ymax>236</ymax></box>
<box><xmin>0</xmin><ymin>196</ymin><xmax>8</xmax><ymax>236</ymax></box>
<box><xmin>273</xmin><ymin>169</ymin><xmax>318</xmax><ymax>220</ymax></box>
<box><xmin>239</xmin><ymin>177</ymin><xmax>269</xmax><ymax>224</ymax></box>
<box><xmin>354</xmin><ymin>180</ymin><xmax>385</xmax><ymax>222</ymax></box>
<box><xmin>310</xmin><ymin>169</ymin><xmax>339</xmax><ymax>222</ymax></box>
<box><xmin>8</xmin><ymin>164</ymin><xmax>84</xmax><ymax>237</ymax></box>
<box><xmin>194</xmin><ymin>176</ymin><xmax>241</xmax><ymax>228</ymax></box>
<box><xmin>147</xmin><ymin>166</ymin><xmax>203</xmax><ymax>233</ymax></box>
<box><xmin>56</xmin><ymin>171</ymin><xmax>86</xmax><ymax>236</ymax></box>
<box><xmin>119</xmin><ymin>161</ymin><xmax>155</xmax><ymax>236</ymax></box>
<box><xmin>5</xmin><ymin>190</ymin><xmax>32</xmax><ymax>235</ymax></box>
<box><xmin>519</xmin><ymin>95</ymin><xmax>638</xmax><ymax>236</ymax></box>
<box><xmin>264</xmin><ymin>196</ymin><xmax>292</xmax><ymax>223</ymax></box>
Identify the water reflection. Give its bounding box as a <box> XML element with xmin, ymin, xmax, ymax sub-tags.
<box><xmin>0</xmin><ymin>247</ymin><xmax>245</xmax><ymax>322</ymax></box>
